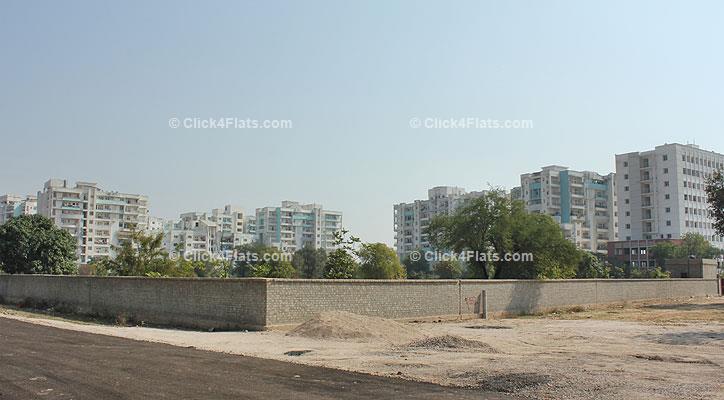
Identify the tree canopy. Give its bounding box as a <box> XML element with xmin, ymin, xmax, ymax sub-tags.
<box><xmin>0</xmin><ymin>215</ymin><xmax>77</xmax><ymax>275</ymax></box>
<box><xmin>427</xmin><ymin>190</ymin><xmax>581</xmax><ymax>279</ymax></box>
<box><xmin>706</xmin><ymin>169</ymin><xmax>724</xmax><ymax>237</ymax></box>
<box><xmin>357</xmin><ymin>243</ymin><xmax>406</xmax><ymax>279</ymax></box>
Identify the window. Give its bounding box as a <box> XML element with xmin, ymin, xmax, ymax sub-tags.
<box><xmin>624</xmin><ymin>186</ymin><xmax>629</xmax><ymax>191</ymax></box>
<box><xmin>665</xmin><ymin>207</ymin><xmax>671</xmax><ymax>213</ymax></box>
<box><xmin>663</xmin><ymin>168</ymin><xmax>668</xmax><ymax>174</ymax></box>
<box><xmin>626</xmin><ymin>224</ymin><xmax>631</xmax><ymax>229</ymax></box>
<box><xmin>666</xmin><ymin>220</ymin><xmax>671</xmax><ymax>226</ymax></box>
<box><xmin>624</xmin><ymin>174</ymin><xmax>628</xmax><ymax>179</ymax></box>
<box><xmin>664</xmin><ymin>181</ymin><xmax>669</xmax><ymax>187</ymax></box>
<box><xmin>623</xmin><ymin>161</ymin><xmax>628</xmax><ymax>167</ymax></box>
<box><xmin>663</xmin><ymin>155</ymin><xmax>668</xmax><ymax>161</ymax></box>
<box><xmin>665</xmin><ymin>194</ymin><xmax>670</xmax><ymax>200</ymax></box>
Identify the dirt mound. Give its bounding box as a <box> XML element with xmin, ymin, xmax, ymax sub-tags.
<box><xmin>288</xmin><ymin>311</ymin><xmax>423</xmax><ymax>344</ymax></box>
<box><xmin>405</xmin><ymin>335</ymin><xmax>498</xmax><ymax>352</ymax></box>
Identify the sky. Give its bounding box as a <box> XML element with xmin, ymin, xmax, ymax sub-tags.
<box><xmin>1</xmin><ymin>1</ymin><xmax>723</xmax><ymax>245</ymax></box>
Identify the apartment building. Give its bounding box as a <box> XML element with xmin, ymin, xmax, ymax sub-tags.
<box><xmin>393</xmin><ymin>186</ymin><xmax>487</xmax><ymax>258</ymax></box>
<box><xmin>616</xmin><ymin>143</ymin><xmax>724</xmax><ymax>249</ymax></box>
<box><xmin>255</xmin><ymin>201</ymin><xmax>342</xmax><ymax>252</ymax></box>
<box><xmin>36</xmin><ymin>179</ymin><xmax>149</xmax><ymax>263</ymax></box>
<box><xmin>163</xmin><ymin>205</ymin><xmax>255</xmax><ymax>259</ymax></box>
<box><xmin>0</xmin><ymin>194</ymin><xmax>37</xmax><ymax>224</ymax></box>
<box><xmin>521</xmin><ymin>166</ymin><xmax>617</xmax><ymax>254</ymax></box>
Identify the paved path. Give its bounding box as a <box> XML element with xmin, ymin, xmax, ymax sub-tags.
<box><xmin>0</xmin><ymin>318</ymin><xmax>509</xmax><ymax>399</ymax></box>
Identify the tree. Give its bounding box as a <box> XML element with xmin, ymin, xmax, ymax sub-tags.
<box><xmin>706</xmin><ymin>169</ymin><xmax>724</xmax><ymax>237</ymax></box>
<box><xmin>323</xmin><ymin>248</ymin><xmax>358</xmax><ymax>279</ymax></box>
<box><xmin>0</xmin><ymin>215</ymin><xmax>77</xmax><ymax>275</ymax></box>
<box><xmin>322</xmin><ymin>228</ymin><xmax>360</xmax><ymax>279</ymax></box>
<box><xmin>292</xmin><ymin>244</ymin><xmax>327</xmax><ymax>278</ymax></box>
<box><xmin>427</xmin><ymin>191</ymin><xmax>581</xmax><ymax>279</ymax></box>
<box><xmin>649</xmin><ymin>242</ymin><xmax>679</xmax><ymax>267</ymax></box>
<box><xmin>357</xmin><ymin>243</ymin><xmax>406</xmax><ymax>279</ymax></box>
<box><xmin>105</xmin><ymin>230</ymin><xmax>182</xmax><ymax>277</ymax></box>
<box><xmin>232</xmin><ymin>243</ymin><xmax>295</xmax><ymax>278</ymax></box>
<box><xmin>678</xmin><ymin>232</ymin><xmax>719</xmax><ymax>259</ymax></box>
<box><xmin>576</xmin><ymin>251</ymin><xmax>610</xmax><ymax>278</ymax></box>
<box><xmin>432</xmin><ymin>260</ymin><xmax>462</xmax><ymax>279</ymax></box>
<box><xmin>402</xmin><ymin>249</ymin><xmax>431</xmax><ymax>279</ymax></box>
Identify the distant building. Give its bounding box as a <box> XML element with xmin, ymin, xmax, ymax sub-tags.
<box><xmin>393</xmin><ymin>186</ymin><xmax>488</xmax><ymax>258</ymax></box>
<box><xmin>0</xmin><ymin>194</ymin><xmax>37</xmax><ymax>224</ymax></box>
<box><xmin>521</xmin><ymin>166</ymin><xmax>617</xmax><ymax>254</ymax></box>
<box><xmin>255</xmin><ymin>201</ymin><xmax>342</xmax><ymax>252</ymax></box>
<box><xmin>616</xmin><ymin>143</ymin><xmax>724</xmax><ymax>249</ymax></box>
<box><xmin>606</xmin><ymin>238</ymin><xmax>683</xmax><ymax>268</ymax></box>
<box><xmin>163</xmin><ymin>205</ymin><xmax>255</xmax><ymax>259</ymax></box>
<box><xmin>37</xmin><ymin>179</ymin><xmax>149</xmax><ymax>263</ymax></box>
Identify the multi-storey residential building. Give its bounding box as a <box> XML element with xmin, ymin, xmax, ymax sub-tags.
<box><xmin>37</xmin><ymin>179</ymin><xmax>149</xmax><ymax>263</ymax></box>
<box><xmin>0</xmin><ymin>194</ymin><xmax>37</xmax><ymax>224</ymax></box>
<box><xmin>616</xmin><ymin>143</ymin><xmax>724</xmax><ymax>249</ymax></box>
<box><xmin>521</xmin><ymin>166</ymin><xmax>617</xmax><ymax>254</ymax></box>
<box><xmin>255</xmin><ymin>201</ymin><xmax>342</xmax><ymax>252</ymax></box>
<box><xmin>163</xmin><ymin>205</ymin><xmax>255</xmax><ymax>258</ymax></box>
<box><xmin>393</xmin><ymin>186</ymin><xmax>487</xmax><ymax>258</ymax></box>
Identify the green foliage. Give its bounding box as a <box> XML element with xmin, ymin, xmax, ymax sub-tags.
<box><xmin>427</xmin><ymin>191</ymin><xmax>581</xmax><ymax>279</ymax></box>
<box><xmin>232</xmin><ymin>243</ymin><xmax>295</xmax><ymax>278</ymax></box>
<box><xmin>630</xmin><ymin>266</ymin><xmax>670</xmax><ymax>279</ymax></box>
<box><xmin>323</xmin><ymin>248</ymin><xmax>358</xmax><ymax>279</ymax></box>
<box><xmin>706</xmin><ymin>169</ymin><xmax>724</xmax><ymax>237</ymax></box>
<box><xmin>432</xmin><ymin>260</ymin><xmax>462</xmax><ymax>279</ymax></box>
<box><xmin>402</xmin><ymin>250</ymin><xmax>431</xmax><ymax>279</ymax></box>
<box><xmin>357</xmin><ymin>243</ymin><xmax>406</xmax><ymax>279</ymax></box>
<box><xmin>576</xmin><ymin>252</ymin><xmax>610</xmax><ymax>278</ymax></box>
<box><xmin>292</xmin><ymin>244</ymin><xmax>327</xmax><ymax>278</ymax></box>
<box><xmin>678</xmin><ymin>232</ymin><xmax>720</xmax><ymax>259</ymax></box>
<box><xmin>0</xmin><ymin>215</ymin><xmax>77</xmax><ymax>275</ymax></box>
<box><xmin>649</xmin><ymin>242</ymin><xmax>679</xmax><ymax>267</ymax></box>
<box><xmin>105</xmin><ymin>230</ymin><xmax>183</xmax><ymax>277</ymax></box>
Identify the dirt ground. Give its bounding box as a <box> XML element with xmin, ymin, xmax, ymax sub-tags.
<box><xmin>2</xmin><ymin>296</ymin><xmax>723</xmax><ymax>400</ymax></box>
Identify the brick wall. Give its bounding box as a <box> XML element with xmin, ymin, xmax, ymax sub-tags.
<box><xmin>0</xmin><ymin>275</ymin><xmax>719</xmax><ymax>330</ymax></box>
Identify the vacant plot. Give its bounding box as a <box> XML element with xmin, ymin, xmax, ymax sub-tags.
<box><xmin>2</xmin><ymin>297</ymin><xmax>723</xmax><ymax>399</ymax></box>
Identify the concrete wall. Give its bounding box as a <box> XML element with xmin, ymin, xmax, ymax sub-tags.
<box><xmin>0</xmin><ymin>275</ymin><xmax>268</xmax><ymax>330</ymax></box>
<box><xmin>0</xmin><ymin>275</ymin><xmax>719</xmax><ymax>330</ymax></box>
<box><xmin>664</xmin><ymin>258</ymin><xmax>719</xmax><ymax>279</ymax></box>
<box><xmin>264</xmin><ymin>278</ymin><xmax>719</xmax><ymax>327</ymax></box>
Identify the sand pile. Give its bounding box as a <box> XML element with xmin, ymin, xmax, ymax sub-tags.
<box><xmin>288</xmin><ymin>311</ymin><xmax>423</xmax><ymax>344</ymax></box>
<box><xmin>405</xmin><ymin>335</ymin><xmax>498</xmax><ymax>352</ymax></box>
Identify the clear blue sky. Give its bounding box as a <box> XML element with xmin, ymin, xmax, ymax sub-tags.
<box><xmin>2</xmin><ymin>1</ymin><xmax>723</xmax><ymax>245</ymax></box>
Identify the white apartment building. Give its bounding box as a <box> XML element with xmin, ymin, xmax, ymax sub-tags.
<box><xmin>393</xmin><ymin>186</ymin><xmax>487</xmax><ymax>258</ymax></box>
<box><xmin>255</xmin><ymin>201</ymin><xmax>342</xmax><ymax>252</ymax></box>
<box><xmin>616</xmin><ymin>143</ymin><xmax>724</xmax><ymax>249</ymax></box>
<box><xmin>36</xmin><ymin>179</ymin><xmax>149</xmax><ymax>263</ymax></box>
<box><xmin>0</xmin><ymin>194</ymin><xmax>37</xmax><ymax>224</ymax></box>
<box><xmin>163</xmin><ymin>205</ymin><xmax>255</xmax><ymax>259</ymax></box>
<box><xmin>521</xmin><ymin>166</ymin><xmax>617</xmax><ymax>254</ymax></box>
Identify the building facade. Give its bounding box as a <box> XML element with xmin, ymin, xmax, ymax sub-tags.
<box><xmin>521</xmin><ymin>166</ymin><xmax>617</xmax><ymax>254</ymax></box>
<box><xmin>255</xmin><ymin>201</ymin><xmax>342</xmax><ymax>252</ymax></box>
<box><xmin>616</xmin><ymin>143</ymin><xmax>724</xmax><ymax>249</ymax></box>
<box><xmin>0</xmin><ymin>194</ymin><xmax>37</xmax><ymax>224</ymax></box>
<box><xmin>393</xmin><ymin>186</ymin><xmax>487</xmax><ymax>258</ymax></box>
<box><xmin>36</xmin><ymin>179</ymin><xmax>149</xmax><ymax>263</ymax></box>
<box><xmin>163</xmin><ymin>205</ymin><xmax>255</xmax><ymax>259</ymax></box>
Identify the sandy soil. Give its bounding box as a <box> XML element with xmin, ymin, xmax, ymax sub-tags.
<box><xmin>2</xmin><ymin>297</ymin><xmax>723</xmax><ymax>400</ymax></box>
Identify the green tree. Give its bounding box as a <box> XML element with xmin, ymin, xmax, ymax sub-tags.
<box><xmin>357</xmin><ymin>243</ymin><xmax>406</xmax><ymax>279</ymax></box>
<box><xmin>428</xmin><ymin>191</ymin><xmax>581</xmax><ymax>279</ymax></box>
<box><xmin>706</xmin><ymin>169</ymin><xmax>724</xmax><ymax>237</ymax></box>
<box><xmin>323</xmin><ymin>248</ymin><xmax>358</xmax><ymax>279</ymax></box>
<box><xmin>232</xmin><ymin>243</ymin><xmax>295</xmax><ymax>278</ymax></box>
<box><xmin>432</xmin><ymin>260</ymin><xmax>462</xmax><ymax>279</ymax></box>
<box><xmin>649</xmin><ymin>242</ymin><xmax>679</xmax><ymax>267</ymax></box>
<box><xmin>576</xmin><ymin>251</ymin><xmax>610</xmax><ymax>278</ymax></box>
<box><xmin>292</xmin><ymin>244</ymin><xmax>327</xmax><ymax>278</ymax></box>
<box><xmin>402</xmin><ymin>249</ymin><xmax>431</xmax><ymax>279</ymax></box>
<box><xmin>322</xmin><ymin>228</ymin><xmax>361</xmax><ymax>279</ymax></box>
<box><xmin>106</xmin><ymin>230</ymin><xmax>182</xmax><ymax>277</ymax></box>
<box><xmin>0</xmin><ymin>215</ymin><xmax>77</xmax><ymax>275</ymax></box>
<box><xmin>678</xmin><ymin>232</ymin><xmax>719</xmax><ymax>259</ymax></box>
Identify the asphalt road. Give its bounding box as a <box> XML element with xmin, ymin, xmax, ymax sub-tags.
<box><xmin>0</xmin><ymin>318</ymin><xmax>509</xmax><ymax>399</ymax></box>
